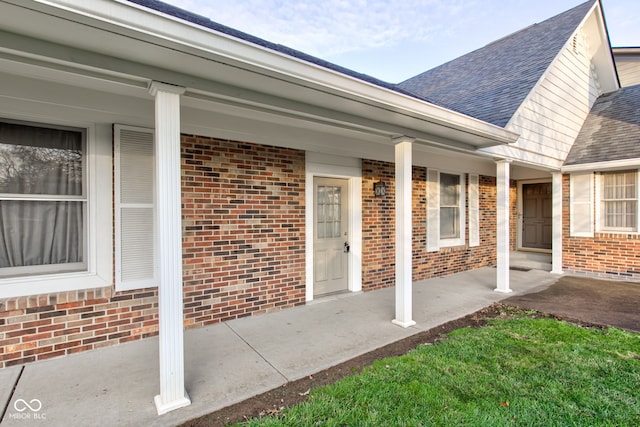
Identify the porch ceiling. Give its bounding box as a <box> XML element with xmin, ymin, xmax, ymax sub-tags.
<box><xmin>0</xmin><ymin>0</ymin><xmax>519</xmax><ymax>152</ymax></box>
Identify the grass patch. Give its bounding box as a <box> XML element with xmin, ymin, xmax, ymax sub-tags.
<box><xmin>241</xmin><ymin>316</ymin><xmax>640</xmax><ymax>426</ymax></box>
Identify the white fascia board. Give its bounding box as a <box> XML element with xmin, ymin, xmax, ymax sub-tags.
<box><xmin>28</xmin><ymin>0</ymin><xmax>517</xmax><ymax>147</ymax></box>
<box><xmin>503</xmin><ymin>1</ymin><xmax>603</xmax><ymax>132</ymax></box>
<box><xmin>562</xmin><ymin>158</ymin><xmax>640</xmax><ymax>173</ymax></box>
<box><xmin>612</xmin><ymin>47</ymin><xmax>640</xmax><ymax>56</ymax></box>
<box><xmin>589</xmin><ymin>2</ymin><xmax>620</xmax><ymax>93</ymax></box>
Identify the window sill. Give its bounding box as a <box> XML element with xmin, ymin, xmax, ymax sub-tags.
<box><xmin>0</xmin><ymin>271</ymin><xmax>111</xmax><ymax>298</ymax></box>
<box><xmin>439</xmin><ymin>238</ymin><xmax>465</xmax><ymax>248</ymax></box>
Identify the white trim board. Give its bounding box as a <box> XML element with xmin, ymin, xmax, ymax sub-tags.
<box><xmin>562</xmin><ymin>158</ymin><xmax>640</xmax><ymax>172</ymax></box>
<box><xmin>305</xmin><ymin>153</ymin><xmax>362</xmax><ymax>302</ymax></box>
<box><xmin>516</xmin><ymin>178</ymin><xmax>553</xmax><ymax>251</ymax></box>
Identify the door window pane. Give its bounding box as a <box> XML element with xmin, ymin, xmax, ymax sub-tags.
<box><xmin>317</xmin><ymin>185</ymin><xmax>341</xmax><ymax>239</ymax></box>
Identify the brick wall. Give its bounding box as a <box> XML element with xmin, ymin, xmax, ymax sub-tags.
<box><xmin>181</xmin><ymin>136</ymin><xmax>306</xmax><ymax>325</ymax></box>
<box><xmin>0</xmin><ymin>136</ymin><xmax>306</xmax><ymax>368</ymax></box>
<box><xmin>362</xmin><ymin>160</ymin><xmax>497</xmax><ymax>290</ymax></box>
<box><xmin>562</xmin><ymin>174</ymin><xmax>640</xmax><ymax>281</ymax></box>
<box><xmin>1</xmin><ymin>145</ymin><xmax>508</xmax><ymax>368</ymax></box>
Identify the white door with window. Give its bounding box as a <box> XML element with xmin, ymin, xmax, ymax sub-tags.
<box><xmin>313</xmin><ymin>177</ymin><xmax>349</xmax><ymax>296</ymax></box>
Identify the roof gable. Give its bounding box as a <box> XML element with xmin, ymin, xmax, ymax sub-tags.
<box><xmin>565</xmin><ymin>84</ymin><xmax>640</xmax><ymax>166</ymax></box>
<box><xmin>397</xmin><ymin>1</ymin><xmax>597</xmax><ymax>127</ymax></box>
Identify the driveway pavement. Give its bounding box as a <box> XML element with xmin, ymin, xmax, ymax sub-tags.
<box><xmin>504</xmin><ymin>275</ymin><xmax>640</xmax><ymax>332</ymax></box>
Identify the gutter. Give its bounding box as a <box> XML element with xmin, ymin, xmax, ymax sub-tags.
<box><xmin>25</xmin><ymin>0</ymin><xmax>518</xmax><ymax>147</ymax></box>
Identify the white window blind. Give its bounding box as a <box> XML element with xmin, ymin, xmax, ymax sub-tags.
<box><xmin>426</xmin><ymin>168</ymin><xmax>440</xmax><ymax>252</ymax></box>
<box><xmin>115</xmin><ymin>125</ymin><xmax>156</xmax><ymax>291</ymax></box>
<box><xmin>570</xmin><ymin>173</ymin><xmax>594</xmax><ymax>237</ymax></box>
<box><xmin>468</xmin><ymin>174</ymin><xmax>480</xmax><ymax>247</ymax></box>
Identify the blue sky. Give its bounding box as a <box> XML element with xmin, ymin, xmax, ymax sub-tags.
<box><xmin>161</xmin><ymin>0</ymin><xmax>639</xmax><ymax>83</ymax></box>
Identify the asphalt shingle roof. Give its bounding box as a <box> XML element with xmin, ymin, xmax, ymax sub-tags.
<box><xmin>125</xmin><ymin>0</ymin><xmax>418</xmax><ymax>97</ymax></box>
<box><xmin>397</xmin><ymin>1</ymin><xmax>596</xmax><ymax>127</ymax></box>
<box><xmin>564</xmin><ymin>84</ymin><xmax>640</xmax><ymax>165</ymax></box>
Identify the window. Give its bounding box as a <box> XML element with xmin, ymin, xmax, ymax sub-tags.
<box><xmin>0</xmin><ymin>120</ymin><xmax>86</xmax><ymax>277</ymax></box>
<box><xmin>0</xmin><ymin>118</ymin><xmax>111</xmax><ymax>298</ymax></box>
<box><xmin>440</xmin><ymin>173</ymin><xmax>461</xmax><ymax>239</ymax></box>
<box><xmin>601</xmin><ymin>171</ymin><xmax>637</xmax><ymax>232</ymax></box>
<box><xmin>427</xmin><ymin>169</ymin><xmax>466</xmax><ymax>251</ymax></box>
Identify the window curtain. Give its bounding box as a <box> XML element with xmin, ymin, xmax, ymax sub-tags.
<box><xmin>0</xmin><ymin>122</ymin><xmax>84</xmax><ymax>269</ymax></box>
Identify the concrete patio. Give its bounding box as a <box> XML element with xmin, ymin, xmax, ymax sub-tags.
<box><xmin>0</xmin><ymin>267</ymin><xmax>558</xmax><ymax>426</ymax></box>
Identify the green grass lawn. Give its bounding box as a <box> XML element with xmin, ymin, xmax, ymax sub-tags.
<box><xmin>241</xmin><ymin>313</ymin><xmax>640</xmax><ymax>426</ymax></box>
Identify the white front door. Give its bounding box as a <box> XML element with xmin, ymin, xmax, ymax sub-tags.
<box><xmin>313</xmin><ymin>177</ymin><xmax>349</xmax><ymax>296</ymax></box>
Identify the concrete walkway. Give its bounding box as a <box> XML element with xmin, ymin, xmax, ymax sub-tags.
<box><xmin>0</xmin><ymin>267</ymin><xmax>558</xmax><ymax>426</ymax></box>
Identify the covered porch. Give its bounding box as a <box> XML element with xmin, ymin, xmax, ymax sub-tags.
<box><xmin>1</xmin><ymin>267</ymin><xmax>558</xmax><ymax>426</ymax></box>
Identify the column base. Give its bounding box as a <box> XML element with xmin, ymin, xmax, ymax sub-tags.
<box><xmin>392</xmin><ymin>319</ymin><xmax>416</xmax><ymax>328</ymax></box>
<box><xmin>155</xmin><ymin>392</ymin><xmax>191</xmax><ymax>416</ymax></box>
<box><xmin>494</xmin><ymin>288</ymin><xmax>513</xmax><ymax>294</ymax></box>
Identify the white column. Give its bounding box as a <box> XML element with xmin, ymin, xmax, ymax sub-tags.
<box><xmin>149</xmin><ymin>82</ymin><xmax>191</xmax><ymax>415</ymax></box>
<box><xmin>551</xmin><ymin>172</ymin><xmax>564</xmax><ymax>275</ymax></box>
<box><xmin>495</xmin><ymin>160</ymin><xmax>512</xmax><ymax>293</ymax></box>
<box><xmin>392</xmin><ymin>137</ymin><xmax>416</xmax><ymax>328</ymax></box>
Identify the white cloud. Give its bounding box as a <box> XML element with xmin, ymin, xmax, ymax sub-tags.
<box><xmin>161</xmin><ymin>0</ymin><xmax>479</xmax><ymax>57</ymax></box>
<box><xmin>158</xmin><ymin>0</ymin><xmax>639</xmax><ymax>82</ymax></box>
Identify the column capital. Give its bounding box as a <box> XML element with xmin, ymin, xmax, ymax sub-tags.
<box><xmin>392</xmin><ymin>135</ymin><xmax>415</xmax><ymax>145</ymax></box>
<box><xmin>494</xmin><ymin>158</ymin><xmax>512</xmax><ymax>165</ymax></box>
<box><xmin>148</xmin><ymin>81</ymin><xmax>186</xmax><ymax>97</ymax></box>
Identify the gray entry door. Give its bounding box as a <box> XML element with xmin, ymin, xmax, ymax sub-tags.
<box><xmin>313</xmin><ymin>177</ymin><xmax>349</xmax><ymax>296</ymax></box>
<box><xmin>522</xmin><ymin>182</ymin><xmax>552</xmax><ymax>250</ymax></box>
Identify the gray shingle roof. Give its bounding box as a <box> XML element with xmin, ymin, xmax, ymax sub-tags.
<box><xmin>397</xmin><ymin>1</ymin><xmax>596</xmax><ymax>127</ymax></box>
<box><xmin>125</xmin><ymin>0</ymin><xmax>418</xmax><ymax>97</ymax></box>
<box><xmin>564</xmin><ymin>84</ymin><xmax>640</xmax><ymax>165</ymax></box>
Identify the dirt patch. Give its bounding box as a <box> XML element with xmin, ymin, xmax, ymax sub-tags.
<box><xmin>181</xmin><ymin>275</ymin><xmax>639</xmax><ymax>426</ymax></box>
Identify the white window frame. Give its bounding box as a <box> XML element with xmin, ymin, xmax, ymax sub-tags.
<box><xmin>439</xmin><ymin>171</ymin><xmax>466</xmax><ymax>248</ymax></box>
<box><xmin>0</xmin><ymin>119</ymin><xmax>87</xmax><ymax>278</ymax></box>
<box><xmin>596</xmin><ymin>170</ymin><xmax>639</xmax><ymax>233</ymax></box>
<box><xmin>0</xmin><ymin>118</ymin><xmax>112</xmax><ymax>298</ymax></box>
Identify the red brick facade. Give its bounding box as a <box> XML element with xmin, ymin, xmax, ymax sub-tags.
<box><xmin>0</xmin><ymin>136</ymin><xmax>306</xmax><ymax>368</ymax></box>
<box><xmin>562</xmin><ymin>174</ymin><xmax>640</xmax><ymax>281</ymax></box>
<box><xmin>1</xmin><ymin>141</ymin><xmax>507</xmax><ymax>369</ymax></box>
<box><xmin>362</xmin><ymin>160</ymin><xmax>498</xmax><ymax>290</ymax></box>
